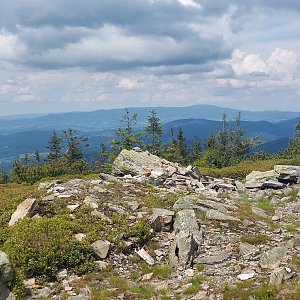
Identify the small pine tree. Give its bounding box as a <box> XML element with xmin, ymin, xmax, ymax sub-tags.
<box><xmin>109</xmin><ymin>108</ymin><xmax>142</xmax><ymax>153</ymax></box>
<box><xmin>63</xmin><ymin>128</ymin><xmax>89</xmax><ymax>164</ymax></box>
<box><xmin>47</xmin><ymin>131</ymin><xmax>62</xmax><ymax>162</ymax></box>
<box><xmin>34</xmin><ymin>148</ymin><xmax>42</xmax><ymax>164</ymax></box>
<box><xmin>144</xmin><ymin>109</ymin><xmax>163</xmax><ymax>156</ymax></box>
<box><xmin>190</xmin><ymin>136</ymin><xmax>202</xmax><ymax>163</ymax></box>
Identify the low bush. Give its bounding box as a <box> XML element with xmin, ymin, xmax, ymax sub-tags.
<box><xmin>3</xmin><ymin>217</ymin><xmax>95</xmax><ymax>281</ymax></box>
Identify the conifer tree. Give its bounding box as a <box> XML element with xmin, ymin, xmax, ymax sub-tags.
<box><xmin>47</xmin><ymin>131</ymin><xmax>62</xmax><ymax>162</ymax></box>
<box><xmin>144</xmin><ymin>109</ymin><xmax>162</xmax><ymax>156</ymax></box>
<box><xmin>63</xmin><ymin>128</ymin><xmax>89</xmax><ymax>164</ymax></box>
<box><xmin>110</xmin><ymin>108</ymin><xmax>142</xmax><ymax>153</ymax></box>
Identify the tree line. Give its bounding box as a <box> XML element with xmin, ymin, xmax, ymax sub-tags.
<box><xmin>0</xmin><ymin>108</ymin><xmax>299</xmax><ymax>184</ymax></box>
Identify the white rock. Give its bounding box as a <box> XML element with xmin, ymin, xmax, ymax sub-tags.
<box><xmin>91</xmin><ymin>240</ymin><xmax>111</xmax><ymax>259</ymax></box>
<box><xmin>237</xmin><ymin>270</ymin><xmax>255</xmax><ymax>281</ymax></box>
<box><xmin>67</xmin><ymin>204</ymin><xmax>80</xmax><ymax>211</ymax></box>
<box><xmin>137</xmin><ymin>248</ymin><xmax>155</xmax><ymax>265</ymax></box>
<box><xmin>272</xmin><ymin>215</ymin><xmax>280</xmax><ymax>221</ymax></box>
<box><xmin>9</xmin><ymin>198</ymin><xmax>37</xmax><ymax>226</ymax></box>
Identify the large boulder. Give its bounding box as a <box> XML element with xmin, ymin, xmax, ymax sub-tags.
<box><xmin>112</xmin><ymin>149</ymin><xmax>167</xmax><ymax>177</ymax></box>
<box><xmin>169</xmin><ymin>210</ymin><xmax>204</xmax><ymax>269</ymax></box>
<box><xmin>9</xmin><ymin>198</ymin><xmax>37</xmax><ymax>226</ymax></box>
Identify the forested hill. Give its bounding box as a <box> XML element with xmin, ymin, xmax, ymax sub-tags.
<box><xmin>1</xmin><ymin>104</ymin><xmax>300</xmax><ymax>134</ymax></box>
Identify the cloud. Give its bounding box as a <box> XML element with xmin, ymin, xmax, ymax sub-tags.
<box><xmin>0</xmin><ymin>84</ymin><xmax>14</xmax><ymax>95</ymax></box>
<box><xmin>118</xmin><ymin>78</ymin><xmax>140</xmax><ymax>90</ymax></box>
<box><xmin>0</xmin><ymin>1</ymin><xmax>231</xmax><ymax>71</ymax></box>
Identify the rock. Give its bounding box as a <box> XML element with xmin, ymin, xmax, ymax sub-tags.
<box><xmin>150</xmin><ymin>208</ymin><xmax>174</xmax><ymax>232</ymax></box>
<box><xmin>75</xmin><ymin>233</ymin><xmax>86</xmax><ymax>241</ymax></box>
<box><xmin>274</xmin><ymin>165</ymin><xmax>300</xmax><ymax>184</ymax></box>
<box><xmin>262</xmin><ymin>180</ymin><xmax>284</xmax><ymax>189</ymax></box>
<box><xmin>251</xmin><ymin>206</ymin><xmax>268</xmax><ymax>218</ymax></box>
<box><xmin>239</xmin><ymin>243</ymin><xmax>257</xmax><ymax>257</ymax></box>
<box><xmin>197</xmin><ymin>200</ymin><xmax>229</xmax><ymax>214</ymax></box>
<box><xmin>99</xmin><ymin>173</ymin><xmax>119</xmax><ymax>182</ymax></box>
<box><xmin>173</xmin><ymin>196</ymin><xmax>195</xmax><ymax>210</ymax></box>
<box><xmin>112</xmin><ymin>149</ymin><xmax>164</xmax><ymax>176</ymax></box>
<box><xmin>269</xmin><ymin>268</ymin><xmax>286</xmax><ymax>285</ymax></box>
<box><xmin>237</xmin><ymin>270</ymin><xmax>255</xmax><ymax>281</ymax></box>
<box><xmin>259</xmin><ymin>239</ymin><xmax>294</xmax><ymax>269</ymax></box>
<box><xmin>0</xmin><ymin>252</ymin><xmax>14</xmax><ymax>300</ymax></box>
<box><xmin>272</xmin><ymin>215</ymin><xmax>280</xmax><ymax>221</ymax></box>
<box><xmin>83</xmin><ymin>196</ymin><xmax>99</xmax><ymax>209</ymax></box>
<box><xmin>169</xmin><ymin>209</ymin><xmax>204</xmax><ymax>269</ymax></box>
<box><xmin>274</xmin><ymin>165</ymin><xmax>300</xmax><ymax>177</ymax></box>
<box><xmin>205</xmin><ymin>209</ymin><xmax>240</xmax><ymax>222</ymax></box>
<box><xmin>195</xmin><ymin>252</ymin><xmax>231</xmax><ymax>265</ymax></box>
<box><xmin>246</xmin><ymin>170</ymin><xmax>277</xmax><ymax>182</ymax></box>
<box><xmin>67</xmin><ymin>204</ymin><xmax>80</xmax><ymax>211</ymax></box>
<box><xmin>8</xmin><ymin>198</ymin><xmax>37</xmax><ymax>226</ymax></box>
<box><xmin>245</xmin><ymin>180</ymin><xmax>264</xmax><ymax>189</ymax></box>
<box><xmin>0</xmin><ymin>252</ymin><xmax>13</xmax><ymax>284</ymax></box>
<box><xmin>91</xmin><ymin>240</ymin><xmax>111</xmax><ymax>259</ymax></box>
<box><xmin>125</xmin><ymin>201</ymin><xmax>139</xmax><ymax>211</ymax></box>
<box><xmin>141</xmin><ymin>273</ymin><xmax>153</xmax><ymax>281</ymax></box>
<box><xmin>136</xmin><ymin>248</ymin><xmax>155</xmax><ymax>266</ymax></box>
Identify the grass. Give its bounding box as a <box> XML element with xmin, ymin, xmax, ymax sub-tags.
<box><xmin>255</xmin><ymin>199</ymin><xmax>275</xmax><ymax>214</ymax></box>
<box><xmin>240</xmin><ymin>234</ymin><xmax>271</xmax><ymax>245</ymax></box>
<box><xmin>183</xmin><ymin>275</ymin><xmax>205</xmax><ymax>295</ymax></box>
<box><xmin>224</xmin><ymin>281</ymin><xmax>277</xmax><ymax>300</ymax></box>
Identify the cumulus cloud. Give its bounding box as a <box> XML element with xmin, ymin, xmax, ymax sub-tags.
<box><xmin>118</xmin><ymin>78</ymin><xmax>140</xmax><ymax>90</ymax></box>
<box><xmin>1</xmin><ymin>0</ymin><xmax>300</xmax><ymax>114</ymax></box>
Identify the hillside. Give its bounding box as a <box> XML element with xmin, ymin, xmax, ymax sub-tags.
<box><xmin>0</xmin><ymin>150</ymin><xmax>300</xmax><ymax>299</ymax></box>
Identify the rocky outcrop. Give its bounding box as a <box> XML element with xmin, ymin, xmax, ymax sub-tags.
<box><xmin>169</xmin><ymin>209</ymin><xmax>204</xmax><ymax>269</ymax></box>
<box><xmin>245</xmin><ymin>165</ymin><xmax>300</xmax><ymax>190</ymax></box>
<box><xmin>8</xmin><ymin>198</ymin><xmax>37</xmax><ymax>226</ymax></box>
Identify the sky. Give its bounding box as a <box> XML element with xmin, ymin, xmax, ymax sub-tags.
<box><xmin>0</xmin><ymin>0</ymin><xmax>300</xmax><ymax>116</ymax></box>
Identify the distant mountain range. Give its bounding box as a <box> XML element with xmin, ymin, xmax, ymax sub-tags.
<box><xmin>0</xmin><ymin>104</ymin><xmax>299</xmax><ymax>170</ymax></box>
<box><xmin>1</xmin><ymin>104</ymin><xmax>300</xmax><ymax>134</ymax></box>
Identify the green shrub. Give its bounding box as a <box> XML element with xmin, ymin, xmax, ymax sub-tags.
<box><xmin>3</xmin><ymin>217</ymin><xmax>95</xmax><ymax>281</ymax></box>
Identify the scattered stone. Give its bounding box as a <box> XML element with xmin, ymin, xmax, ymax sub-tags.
<box><xmin>91</xmin><ymin>240</ymin><xmax>111</xmax><ymax>259</ymax></box>
<box><xmin>259</xmin><ymin>239</ymin><xmax>294</xmax><ymax>269</ymax></box>
<box><xmin>9</xmin><ymin>198</ymin><xmax>37</xmax><ymax>226</ymax></box>
<box><xmin>251</xmin><ymin>206</ymin><xmax>268</xmax><ymax>218</ymax></box>
<box><xmin>150</xmin><ymin>208</ymin><xmax>174</xmax><ymax>232</ymax></box>
<box><xmin>136</xmin><ymin>248</ymin><xmax>155</xmax><ymax>266</ymax></box>
<box><xmin>237</xmin><ymin>270</ymin><xmax>255</xmax><ymax>281</ymax></box>
<box><xmin>195</xmin><ymin>252</ymin><xmax>231</xmax><ymax>265</ymax></box>
<box><xmin>75</xmin><ymin>233</ymin><xmax>87</xmax><ymax>242</ymax></box>
<box><xmin>272</xmin><ymin>215</ymin><xmax>280</xmax><ymax>221</ymax></box>
<box><xmin>141</xmin><ymin>273</ymin><xmax>153</xmax><ymax>281</ymax></box>
<box><xmin>239</xmin><ymin>243</ymin><xmax>257</xmax><ymax>257</ymax></box>
<box><xmin>67</xmin><ymin>204</ymin><xmax>80</xmax><ymax>211</ymax></box>
<box><xmin>269</xmin><ymin>268</ymin><xmax>286</xmax><ymax>285</ymax></box>
<box><xmin>83</xmin><ymin>196</ymin><xmax>99</xmax><ymax>209</ymax></box>
<box><xmin>205</xmin><ymin>209</ymin><xmax>240</xmax><ymax>222</ymax></box>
